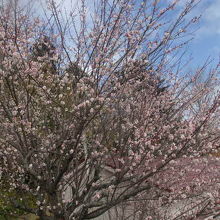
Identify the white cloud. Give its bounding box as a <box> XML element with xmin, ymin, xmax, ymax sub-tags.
<box><xmin>162</xmin><ymin>0</ymin><xmax>220</xmax><ymax>38</ymax></box>
<box><xmin>197</xmin><ymin>0</ymin><xmax>220</xmax><ymax>36</ymax></box>
<box><xmin>53</xmin><ymin>0</ymin><xmax>80</xmax><ymax>13</ymax></box>
<box><xmin>204</xmin><ymin>0</ymin><xmax>220</xmax><ymax>21</ymax></box>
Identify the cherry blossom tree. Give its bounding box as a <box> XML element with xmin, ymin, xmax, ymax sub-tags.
<box><xmin>0</xmin><ymin>0</ymin><xmax>220</xmax><ymax>219</ymax></box>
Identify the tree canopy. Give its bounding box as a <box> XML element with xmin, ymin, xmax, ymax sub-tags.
<box><xmin>0</xmin><ymin>0</ymin><xmax>220</xmax><ymax>220</ymax></box>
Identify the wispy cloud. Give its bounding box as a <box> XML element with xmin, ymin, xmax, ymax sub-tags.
<box><xmin>197</xmin><ymin>0</ymin><xmax>220</xmax><ymax>36</ymax></box>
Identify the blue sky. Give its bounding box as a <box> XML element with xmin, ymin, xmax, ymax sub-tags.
<box><xmin>186</xmin><ymin>0</ymin><xmax>220</xmax><ymax>67</ymax></box>
<box><xmin>21</xmin><ymin>0</ymin><xmax>220</xmax><ymax>69</ymax></box>
<box><xmin>51</xmin><ymin>0</ymin><xmax>220</xmax><ymax>69</ymax></box>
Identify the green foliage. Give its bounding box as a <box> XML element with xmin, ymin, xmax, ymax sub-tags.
<box><xmin>0</xmin><ymin>177</ymin><xmax>37</xmax><ymax>219</ymax></box>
